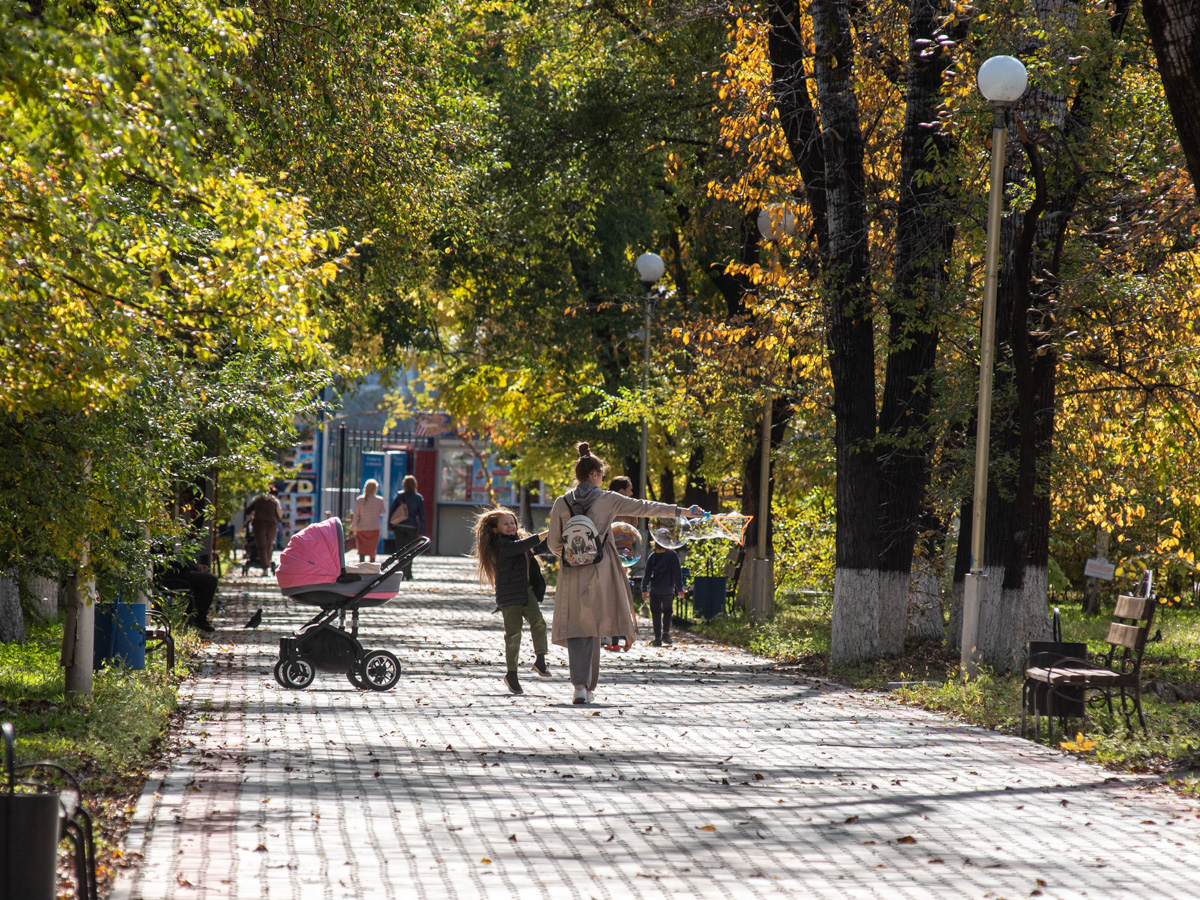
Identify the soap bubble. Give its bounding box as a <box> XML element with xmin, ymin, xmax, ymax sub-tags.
<box><xmin>610</xmin><ymin>521</ymin><xmax>643</xmax><ymax>567</ymax></box>
<box><xmin>649</xmin><ymin>517</ymin><xmax>692</xmax><ymax>550</ymax></box>
<box><xmin>690</xmin><ymin>514</ymin><xmax>753</xmax><ymax>543</ymax></box>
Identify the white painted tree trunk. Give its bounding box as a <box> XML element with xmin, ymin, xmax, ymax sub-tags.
<box><xmin>877</xmin><ymin>570</ymin><xmax>909</xmax><ymax>656</ymax></box>
<box><xmin>831</xmin><ymin>567</ymin><xmax>880</xmax><ymax>664</ymax></box>
<box><xmin>979</xmin><ymin>565</ymin><xmax>1052</xmax><ymax>673</ymax></box>
<box><xmin>973</xmin><ymin>565</ymin><xmax>1007</xmax><ymax>667</ymax></box>
<box><xmin>947</xmin><ymin>579</ymin><xmax>964</xmax><ymax>653</ymax></box>
<box><xmin>25</xmin><ymin>574</ymin><xmax>60</xmax><ymax>621</ymax></box>
<box><xmin>907</xmin><ymin>562</ymin><xmax>945</xmax><ymax>641</ymax></box>
<box><xmin>0</xmin><ymin>575</ymin><xmax>24</xmax><ymax>644</ymax></box>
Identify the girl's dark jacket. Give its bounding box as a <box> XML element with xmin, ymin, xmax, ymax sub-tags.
<box><xmin>492</xmin><ymin>532</ymin><xmax>548</xmax><ymax>608</ymax></box>
<box><xmin>642</xmin><ymin>548</ymin><xmax>684</xmax><ymax>597</ymax></box>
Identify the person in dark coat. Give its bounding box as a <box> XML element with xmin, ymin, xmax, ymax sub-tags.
<box><xmin>388</xmin><ymin>475</ymin><xmax>426</xmax><ymax>579</ymax></box>
<box><xmin>472</xmin><ymin>507</ymin><xmax>550</xmax><ymax>695</ymax></box>
<box><xmin>157</xmin><ymin>549</ymin><xmax>218</xmax><ymax>633</ymax></box>
<box><xmin>247</xmin><ymin>486</ymin><xmax>283</xmax><ymax>576</ymax></box>
<box><xmin>641</xmin><ymin>537</ymin><xmax>685</xmax><ymax>646</ymax></box>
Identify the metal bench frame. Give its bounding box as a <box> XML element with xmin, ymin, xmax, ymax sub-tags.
<box><xmin>1022</xmin><ymin>591</ymin><xmax>1156</xmax><ymax>743</ymax></box>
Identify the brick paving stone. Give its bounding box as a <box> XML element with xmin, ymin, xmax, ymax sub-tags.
<box><xmin>112</xmin><ymin>556</ymin><xmax>1200</xmax><ymax>899</ymax></box>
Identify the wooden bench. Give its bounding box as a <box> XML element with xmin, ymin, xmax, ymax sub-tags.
<box><xmin>1022</xmin><ymin>593</ymin><xmax>1156</xmax><ymax>742</ymax></box>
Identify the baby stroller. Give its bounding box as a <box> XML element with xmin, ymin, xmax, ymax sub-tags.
<box><xmin>272</xmin><ymin>517</ymin><xmax>429</xmax><ymax>691</ymax></box>
<box><xmin>241</xmin><ymin>520</ymin><xmax>277</xmax><ymax>576</ymax></box>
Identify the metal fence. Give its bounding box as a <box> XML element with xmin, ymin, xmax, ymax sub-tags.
<box><xmin>322</xmin><ymin>425</ymin><xmax>428</xmax><ymax>521</ymax></box>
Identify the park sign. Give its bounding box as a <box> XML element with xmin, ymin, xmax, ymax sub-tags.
<box><xmin>1083</xmin><ymin>557</ymin><xmax>1116</xmax><ymax>581</ymax></box>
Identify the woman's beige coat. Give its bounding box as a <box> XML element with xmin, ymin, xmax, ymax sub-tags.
<box><xmin>548</xmin><ymin>488</ymin><xmax>681</xmax><ymax>646</ymax></box>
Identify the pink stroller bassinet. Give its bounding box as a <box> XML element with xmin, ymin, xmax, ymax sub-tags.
<box><xmin>271</xmin><ymin>517</ymin><xmax>428</xmax><ymax>691</ymax></box>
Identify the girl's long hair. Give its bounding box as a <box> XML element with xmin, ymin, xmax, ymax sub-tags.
<box><xmin>471</xmin><ymin>507</ymin><xmax>525</xmax><ymax>586</ymax></box>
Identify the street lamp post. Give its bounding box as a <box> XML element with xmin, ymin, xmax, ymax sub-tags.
<box><xmin>635</xmin><ymin>252</ymin><xmax>665</xmax><ymax>504</ymax></box>
<box><xmin>961</xmin><ymin>55</ymin><xmax>1028</xmax><ymax>678</ymax></box>
<box><xmin>747</xmin><ymin>205</ymin><xmax>796</xmax><ymax>622</ymax></box>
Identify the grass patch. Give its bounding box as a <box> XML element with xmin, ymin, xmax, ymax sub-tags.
<box><xmin>686</xmin><ymin>593</ymin><xmax>1200</xmax><ymax>778</ymax></box>
<box><xmin>0</xmin><ymin>614</ymin><xmax>201</xmax><ymax>894</ymax></box>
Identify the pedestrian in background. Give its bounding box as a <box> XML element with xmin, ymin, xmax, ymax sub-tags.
<box><xmin>642</xmin><ymin>536</ymin><xmax>684</xmax><ymax>646</ymax></box>
<box><xmin>388</xmin><ymin>474</ymin><xmax>425</xmax><ymax>579</ymax></box>
<box><xmin>603</xmin><ymin>475</ymin><xmax>639</xmax><ymax>652</ymax></box>
<box><xmin>548</xmin><ymin>442</ymin><xmax>705</xmax><ymax>705</ymax></box>
<box><xmin>349</xmin><ymin>478</ymin><xmax>386</xmax><ymax>563</ymax></box>
<box><xmin>248</xmin><ymin>485</ymin><xmax>283</xmax><ymax>577</ymax></box>
<box><xmin>472</xmin><ymin>507</ymin><xmax>552</xmax><ymax>695</ymax></box>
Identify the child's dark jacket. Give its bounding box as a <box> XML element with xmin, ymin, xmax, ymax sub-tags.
<box><xmin>642</xmin><ymin>549</ymin><xmax>683</xmax><ymax>597</ymax></box>
<box><xmin>492</xmin><ymin>533</ymin><xmax>548</xmax><ymax>608</ymax></box>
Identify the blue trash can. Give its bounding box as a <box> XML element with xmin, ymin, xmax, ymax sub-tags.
<box><xmin>693</xmin><ymin>576</ymin><xmax>727</xmax><ymax>619</ymax></box>
<box><xmin>93</xmin><ymin>601</ymin><xmax>147</xmax><ymax>670</ymax></box>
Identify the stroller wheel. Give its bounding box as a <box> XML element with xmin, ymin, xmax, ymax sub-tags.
<box><xmin>360</xmin><ymin>650</ymin><xmax>401</xmax><ymax>691</ymax></box>
<box><xmin>277</xmin><ymin>658</ymin><xmax>315</xmax><ymax>690</ymax></box>
<box><xmin>347</xmin><ymin>660</ymin><xmax>368</xmax><ymax>691</ymax></box>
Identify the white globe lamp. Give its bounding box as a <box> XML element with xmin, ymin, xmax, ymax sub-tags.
<box><xmin>756</xmin><ymin>204</ymin><xmax>796</xmax><ymax>243</ymax></box>
<box><xmin>636</xmin><ymin>251</ymin><xmax>665</xmax><ymax>285</ymax></box>
<box><xmin>977</xmin><ymin>55</ymin><xmax>1027</xmax><ymax>105</ymax></box>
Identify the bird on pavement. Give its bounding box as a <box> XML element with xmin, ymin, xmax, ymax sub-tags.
<box><xmin>245</xmin><ymin>608</ymin><xmax>263</xmax><ymax>629</ymax></box>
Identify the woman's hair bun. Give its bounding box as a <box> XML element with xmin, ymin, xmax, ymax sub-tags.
<box><xmin>576</xmin><ymin>441</ymin><xmax>591</xmax><ymax>458</ymax></box>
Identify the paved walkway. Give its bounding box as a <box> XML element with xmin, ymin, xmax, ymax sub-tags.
<box><xmin>114</xmin><ymin>556</ymin><xmax>1198</xmax><ymax>899</ymax></box>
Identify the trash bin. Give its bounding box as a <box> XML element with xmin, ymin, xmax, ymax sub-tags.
<box><xmin>93</xmin><ymin>600</ymin><xmax>147</xmax><ymax>670</ymax></box>
<box><xmin>693</xmin><ymin>576</ymin><xmax>727</xmax><ymax>619</ymax></box>
<box><xmin>1</xmin><ymin>723</ymin><xmax>61</xmax><ymax>900</ymax></box>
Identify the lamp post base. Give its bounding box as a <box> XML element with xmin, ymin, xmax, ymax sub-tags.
<box><xmin>961</xmin><ymin>571</ymin><xmax>986</xmax><ymax>678</ymax></box>
<box><xmin>749</xmin><ymin>558</ymin><xmax>775</xmax><ymax>624</ymax></box>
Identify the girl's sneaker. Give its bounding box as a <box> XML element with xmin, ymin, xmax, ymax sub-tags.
<box><xmin>662</xmin><ymin>635</ymin><xmax>672</xmax><ymax>646</ymax></box>
<box><xmin>572</xmin><ymin>686</ymin><xmax>588</xmax><ymax>704</ymax></box>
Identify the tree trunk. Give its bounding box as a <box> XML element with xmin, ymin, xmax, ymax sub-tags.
<box><xmin>1144</xmin><ymin>0</ymin><xmax>1200</xmax><ymax>200</ymax></box>
<box><xmin>907</xmin><ymin>557</ymin><xmax>945</xmax><ymax>641</ymax></box>
<box><xmin>518</xmin><ymin>483</ymin><xmax>534</xmax><ymax>532</ymax></box>
<box><xmin>62</xmin><ymin>567</ymin><xmax>94</xmax><ymax>698</ymax></box>
<box><xmin>736</xmin><ymin>400</ymin><xmax>792</xmax><ymax>605</ymax></box>
<box><xmin>809</xmin><ymin>0</ymin><xmax>880</xmax><ymax>666</ymax></box>
<box><xmin>25</xmin><ymin>574</ymin><xmax>60</xmax><ymax>622</ymax></box>
<box><xmin>682</xmin><ymin>446</ymin><xmax>719</xmax><ymax>511</ymax></box>
<box><xmin>1082</xmin><ymin>526</ymin><xmax>1110</xmax><ymax>616</ymax></box>
<box><xmin>876</xmin><ymin>0</ymin><xmax>955</xmax><ymax>656</ymax></box>
<box><xmin>0</xmin><ymin>574</ymin><xmax>23</xmax><ymax>644</ymax></box>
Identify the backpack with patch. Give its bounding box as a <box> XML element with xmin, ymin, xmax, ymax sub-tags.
<box><xmin>560</xmin><ymin>493</ymin><xmax>606</xmax><ymax>567</ymax></box>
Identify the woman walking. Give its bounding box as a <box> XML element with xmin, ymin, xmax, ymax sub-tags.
<box><xmin>472</xmin><ymin>508</ymin><xmax>552</xmax><ymax>695</ymax></box>
<box><xmin>349</xmin><ymin>479</ymin><xmax>387</xmax><ymax>563</ymax></box>
<box><xmin>548</xmin><ymin>442</ymin><xmax>705</xmax><ymax>704</ymax></box>
<box><xmin>388</xmin><ymin>475</ymin><xmax>426</xmax><ymax>580</ymax></box>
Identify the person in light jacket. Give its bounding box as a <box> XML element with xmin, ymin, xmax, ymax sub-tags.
<box><xmin>349</xmin><ymin>479</ymin><xmax>387</xmax><ymax>563</ymax></box>
<box><xmin>548</xmin><ymin>442</ymin><xmax>705</xmax><ymax>705</ymax></box>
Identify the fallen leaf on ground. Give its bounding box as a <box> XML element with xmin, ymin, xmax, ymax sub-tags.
<box><xmin>1058</xmin><ymin>732</ymin><xmax>1097</xmax><ymax>752</ymax></box>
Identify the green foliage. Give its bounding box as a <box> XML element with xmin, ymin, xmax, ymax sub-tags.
<box><xmin>410</xmin><ymin>0</ymin><xmax>739</xmax><ymax>485</ymax></box>
<box><xmin>0</xmin><ymin>617</ymin><xmax>199</xmax><ymax>792</ymax></box>
<box><xmin>772</xmin><ymin>487</ymin><xmax>836</xmax><ymax>598</ymax></box>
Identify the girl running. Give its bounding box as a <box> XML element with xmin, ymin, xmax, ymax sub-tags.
<box><xmin>472</xmin><ymin>508</ymin><xmax>552</xmax><ymax>695</ymax></box>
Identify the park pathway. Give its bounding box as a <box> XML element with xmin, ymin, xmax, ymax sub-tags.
<box><xmin>113</xmin><ymin>556</ymin><xmax>1199</xmax><ymax>899</ymax></box>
